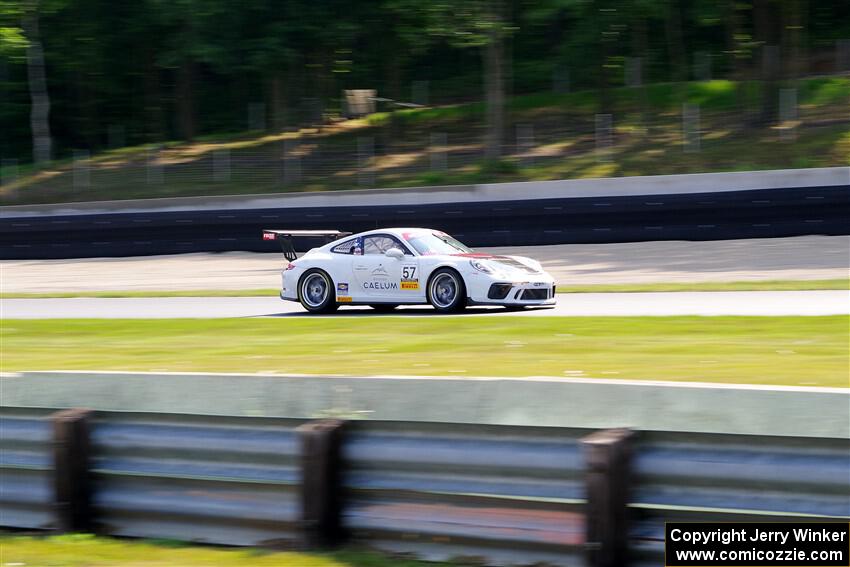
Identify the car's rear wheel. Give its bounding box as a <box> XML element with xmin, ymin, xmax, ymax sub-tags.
<box><xmin>298</xmin><ymin>269</ymin><xmax>338</xmax><ymax>314</ymax></box>
<box><xmin>369</xmin><ymin>304</ymin><xmax>398</xmax><ymax>312</ymax></box>
<box><xmin>427</xmin><ymin>268</ymin><xmax>467</xmax><ymax>313</ymax></box>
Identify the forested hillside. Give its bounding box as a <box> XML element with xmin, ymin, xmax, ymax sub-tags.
<box><xmin>0</xmin><ymin>1</ymin><xmax>848</xmax><ymax>205</ymax></box>
<box><xmin>2</xmin><ymin>1</ymin><xmax>849</xmax><ymax>160</ymax></box>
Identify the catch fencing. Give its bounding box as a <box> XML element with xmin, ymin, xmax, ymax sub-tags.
<box><xmin>1</xmin><ymin>407</ymin><xmax>847</xmax><ymax>566</ymax></box>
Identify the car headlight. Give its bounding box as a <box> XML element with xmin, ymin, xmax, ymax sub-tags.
<box><xmin>470</xmin><ymin>259</ymin><xmax>495</xmax><ymax>274</ymax></box>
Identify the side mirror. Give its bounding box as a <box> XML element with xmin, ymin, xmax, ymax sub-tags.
<box><xmin>385</xmin><ymin>248</ymin><xmax>404</xmax><ymax>260</ymax></box>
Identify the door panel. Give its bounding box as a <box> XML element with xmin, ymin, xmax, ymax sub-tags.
<box><xmin>352</xmin><ymin>234</ymin><xmax>421</xmax><ymax>301</ymax></box>
<box><xmin>353</xmin><ymin>255</ymin><xmax>402</xmax><ymax>299</ymax></box>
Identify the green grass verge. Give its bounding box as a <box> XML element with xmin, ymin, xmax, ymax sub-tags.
<box><xmin>2</xmin><ymin>316</ymin><xmax>847</xmax><ymax>387</ymax></box>
<box><xmin>0</xmin><ymin>534</ymin><xmax>452</xmax><ymax>567</ymax></box>
<box><xmin>2</xmin><ymin>279</ymin><xmax>847</xmax><ymax>299</ymax></box>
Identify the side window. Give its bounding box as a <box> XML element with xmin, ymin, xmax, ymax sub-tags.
<box><xmin>331</xmin><ymin>238</ymin><xmax>362</xmax><ymax>255</ymax></box>
<box><xmin>363</xmin><ymin>235</ymin><xmax>412</xmax><ymax>255</ymax></box>
<box><xmin>363</xmin><ymin>235</ymin><xmax>392</xmax><ymax>255</ymax></box>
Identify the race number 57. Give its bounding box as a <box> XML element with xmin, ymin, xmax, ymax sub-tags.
<box><xmin>403</xmin><ymin>266</ymin><xmax>417</xmax><ymax>280</ymax></box>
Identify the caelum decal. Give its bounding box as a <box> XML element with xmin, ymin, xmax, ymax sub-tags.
<box><xmin>371</xmin><ymin>264</ymin><xmax>389</xmax><ymax>277</ymax></box>
<box><xmin>364</xmin><ymin>281</ymin><xmax>398</xmax><ymax>290</ymax></box>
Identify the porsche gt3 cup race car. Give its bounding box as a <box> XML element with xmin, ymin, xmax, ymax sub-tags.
<box><xmin>263</xmin><ymin>228</ymin><xmax>556</xmax><ymax>314</ymax></box>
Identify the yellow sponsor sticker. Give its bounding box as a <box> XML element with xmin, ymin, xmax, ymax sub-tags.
<box><xmin>337</xmin><ymin>296</ymin><xmax>353</xmax><ymax>302</ymax></box>
<box><xmin>401</xmin><ymin>281</ymin><xmax>419</xmax><ymax>290</ymax></box>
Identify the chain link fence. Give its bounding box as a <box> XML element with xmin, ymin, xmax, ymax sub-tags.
<box><xmin>2</xmin><ymin>77</ymin><xmax>844</xmax><ymax>202</ymax></box>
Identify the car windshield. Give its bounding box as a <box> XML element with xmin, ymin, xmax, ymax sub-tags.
<box><xmin>404</xmin><ymin>231</ymin><xmax>472</xmax><ymax>256</ymax></box>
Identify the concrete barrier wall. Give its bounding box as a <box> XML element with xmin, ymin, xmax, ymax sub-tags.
<box><xmin>2</xmin><ymin>371</ymin><xmax>847</xmax><ymax>438</ymax></box>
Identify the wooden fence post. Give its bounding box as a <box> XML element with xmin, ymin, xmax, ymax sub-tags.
<box><xmin>298</xmin><ymin>419</ymin><xmax>348</xmax><ymax>548</ymax></box>
<box><xmin>582</xmin><ymin>428</ymin><xmax>635</xmax><ymax>567</ymax></box>
<box><xmin>51</xmin><ymin>408</ymin><xmax>93</xmax><ymax>532</ymax></box>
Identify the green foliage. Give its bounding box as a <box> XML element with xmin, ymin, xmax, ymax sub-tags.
<box><xmin>2</xmin><ymin>0</ymin><xmax>850</xmax><ymax>163</ymax></box>
<box><xmin>0</xmin><ymin>1</ymin><xmax>27</xmax><ymax>60</ymax></box>
<box><xmin>799</xmin><ymin>77</ymin><xmax>850</xmax><ymax>106</ymax></box>
<box><xmin>0</xmin><ymin>26</ymin><xmax>27</xmax><ymax>60</ymax></box>
<box><xmin>479</xmin><ymin>158</ymin><xmax>518</xmax><ymax>175</ymax></box>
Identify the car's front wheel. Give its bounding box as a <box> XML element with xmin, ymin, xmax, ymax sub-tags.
<box><xmin>427</xmin><ymin>268</ymin><xmax>467</xmax><ymax>313</ymax></box>
<box><xmin>298</xmin><ymin>269</ymin><xmax>338</xmax><ymax>314</ymax></box>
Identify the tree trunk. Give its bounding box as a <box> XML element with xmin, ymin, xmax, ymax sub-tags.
<box><xmin>269</xmin><ymin>74</ymin><xmax>286</xmax><ymax>131</ymax></box>
<box><xmin>385</xmin><ymin>42</ymin><xmax>403</xmax><ymax>149</ymax></box>
<box><xmin>596</xmin><ymin>3</ymin><xmax>612</xmax><ymax>115</ymax></box>
<box><xmin>23</xmin><ymin>0</ymin><xmax>52</xmax><ymax>164</ymax></box>
<box><xmin>665</xmin><ymin>0</ymin><xmax>688</xmax><ymax>82</ymax></box>
<box><xmin>723</xmin><ymin>0</ymin><xmax>740</xmax><ymax>78</ymax></box>
<box><xmin>144</xmin><ymin>46</ymin><xmax>164</xmax><ymax>142</ymax></box>
<box><xmin>76</xmin><ymin>70</ymin><xmax>97</xmax><ymax>150</ymax></box>
<box><xmin>754</xmin><ymin>0</ymin><xmax>779</xmax><ymax>124</ymax></box>
<box><xmin>176</xmin><ymin>60</ymin><xmax>195</xmax><ymax>141</ymax></box>
<box><xmin>482</xmin><ymin>16</ymin><xmax>504</xmax><ymax>161</ymax></box>
<box><xmin>724</xmin><ymin>0</ymin><xmax>750</xmax><ymax>127</ymax></box>
<box><xmin>784</xmin><ymin>0</ymin><xmax>804</xmax><ymax>79</ymax></box>
<box><xmin>631</xmin><ymin>6</ymin><xmax>650</xmax><ymax>135</ymax></box>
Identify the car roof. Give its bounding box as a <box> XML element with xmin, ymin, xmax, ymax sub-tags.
<box><xmin>337</xmin><ymin>227</ymin><xmax>434</xmax><ymax>239</ymax></box>
<box><xmin>320</xmin><ymin>228</ymin><xmax>438</xmax><ymax>250</ymax></box>
<box><xmin>363</xmin><ymin>227</ymin><xmax>430</xmax><ymax>236</ymax></box>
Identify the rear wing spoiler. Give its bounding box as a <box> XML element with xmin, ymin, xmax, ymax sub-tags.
<box><xmin>262</xmin><ymin>229</ymin><xmax>352</xmax><ymax>261</ymax></box>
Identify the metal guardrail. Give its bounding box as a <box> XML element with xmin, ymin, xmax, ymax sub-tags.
<box><xmin>0</xmin><ymin>407</ymin><xmax>55</xmax><ymax>529</ymax></box>
<box><xmin>0</xmin><ymin>408</ymin><xmax>307</xmax><ymax>546</ymax></box>
<box><xmin>342</xmin><ymin>421</ymin><xmax>588</xmax><ymax>565</ymax></box>
<box><xmin>89</xmin><ymin>411</ymin><xmax>305</xmax><ymax>546</ymax></box>
<box><xmin>629</xmin><ymin>431</ymin><xmax>850</xmax><ymax>566</ymax></box>
<box><xmin>1</xmin><ymin>407</ymin><xmax>847</xmax><ymax>566</ymax></box>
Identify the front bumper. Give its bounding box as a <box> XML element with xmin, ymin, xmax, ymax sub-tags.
<box><xmin>468</xmin><ymin>276</ymin><xmax>557</xmax><ymax>306</ymax></box>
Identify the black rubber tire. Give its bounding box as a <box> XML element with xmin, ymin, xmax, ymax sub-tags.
<box><xmin>427</xmin><ymin>268</ymin><xmax>467</xmax><ymax>313</ymax></box>
<box><xmin>297</xmin><ymin>269</ymin><xmax>339</xmax><ymax>314</ymax></box>
<box><xmin>369</xmin><ymin>304</ymin><xmax>399</xmax><ymax>312</ymax></box>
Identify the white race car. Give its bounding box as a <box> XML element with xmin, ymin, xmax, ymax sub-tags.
<box><xmin>264</xmin><ymin>228</ymin><xmax>556</xmax><ymax>314</ymax></box>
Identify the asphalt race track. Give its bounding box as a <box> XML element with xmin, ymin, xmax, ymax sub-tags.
<box><xmin>3</xmin><ymin>290</ymin><xmax>847</xmax><ymax>318</ymax></box>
